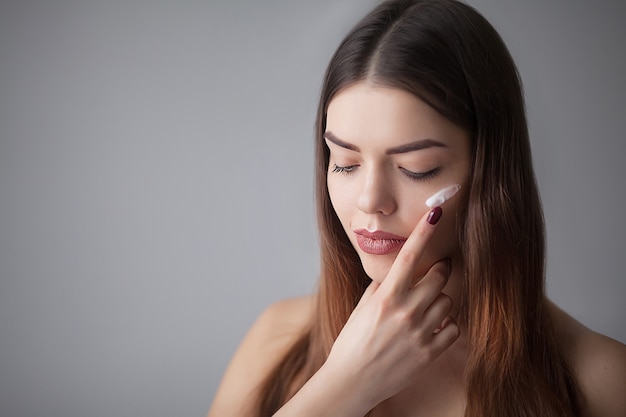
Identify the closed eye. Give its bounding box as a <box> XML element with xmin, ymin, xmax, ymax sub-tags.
<box><xmin>331</xmin><ymin>164</ymin><xmax>359</xmax><ymax>175</ymax></box>
<box><xmin>400</xmin><ymin>167</ymin><xmax>440</xmax><ymax>181</ymax></box>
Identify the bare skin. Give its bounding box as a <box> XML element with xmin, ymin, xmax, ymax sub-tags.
<box><xmin>209</xmin><ymin>208</ymin><xmax>466</xmax><ymax>417</ymax></box>
<box><xmin>208</xmin><ymin>84</ymin><xmax>626</xmax><ymax>416</ymax></box>
<box><xmin>208</xmin><ymin>295</ymin><xmax>626</xmax><ymax>417</ymax></box>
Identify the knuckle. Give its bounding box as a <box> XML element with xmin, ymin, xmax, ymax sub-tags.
<box><xmin>440</xmin><ymin>294</ymin><xmax>453</xmax><ymax>311</ymax></box>
<box><xmin>422</xmin><ymin>270</ymin><xmax>445</xmax><ymax>291</ymax></box>
<box><xmin>442</xmin><ymin>320</ymin><xmax>460</xmax><ymax>337</ymax></box>
<box><xmin>379</xmin><ymin>296</ymin><xmax>395</xmax><ymax>315</ymax></box>
<box><xmin>396</xmin><ymin>250</ymin><xmax>418</xmax><ymax>267</ymax></box>
<box><xmin>441</xmin><ymin>325</ymin><xmax>461</xmax><ymax>345</ymax></box>
<box><xmin>450</xmin><ymin>324</ymin><xmax>461</xmax><ymax>339</ymax></box>
<box><xmin>428</xmin><ymin>266</ymin><xmax>449</xmax><ymax>288</ymax></box>
<box><xmin>395</xmin><ymin>308</ymin><xmax>413</xmax><ymax>326</ymax></box>
<box><xmin>411</xmin><ymin>291</ymin><xmax>429</xmax><ymax>312</ymax></box>
<box><xmin>416</xmin><ymin>222</ymin><xmax>430</xmax><ymax>238</ymax></box>
<box><xmin>418</xmin><ymin>346</ymin><xmax>436</xmax><ymax>363</ymax></box>
<box><xmin>435</xmin><ymin>261</ymin><xmax>449</xmax><ymax>276</ymax></box>
<box><xmin>434</xmin><ymin>271</ymin><xmax>448</xmax><ymax>286</ymax></box>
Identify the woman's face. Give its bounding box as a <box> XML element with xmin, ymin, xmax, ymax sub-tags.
<box><xmin>325</xmin><ymin>82</ymin><xmax>471</xmax><ymax>283</ymax></box>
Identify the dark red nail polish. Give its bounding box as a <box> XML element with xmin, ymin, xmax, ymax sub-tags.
<box><xmin>427</xmin><ymin>206</ymin><xmax>443</xmax><ymax>225</ymax></box>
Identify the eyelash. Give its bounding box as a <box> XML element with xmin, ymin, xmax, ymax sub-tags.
<box><xmin>331</xmin><ymin>164</ymin><xmax>440</xmax><ymax>181</ymax></box>
<box><xmin>400</xmin><ymin>167</ymin><xmax>440</xmax><ymax>181</ymax></box>
<box><xmin>331</xmin><ymin>164</ymin><xmax>358</xmax><ymax>175</ymax></box>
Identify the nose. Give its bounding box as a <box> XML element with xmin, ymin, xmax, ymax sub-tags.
<box><xmin>357</xmin><ymin>167</ymin><xmax>397</xmax><ymax>215</ymax></box>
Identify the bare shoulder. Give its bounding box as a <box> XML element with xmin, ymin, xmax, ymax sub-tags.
<box><xmin>547</xmin><ymin>300</ymin><xmax>626</xmax><ymax>417</ymax></box>
<box><xmin>207</xmin><ymin>295</ymin><xmax>315</xmax><ymax>417</ymax></box>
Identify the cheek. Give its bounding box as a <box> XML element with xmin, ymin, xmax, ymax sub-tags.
<box><xmin>415</xmin><ymin>201</ymin><xmax>463</xmax><ymax>274</ymax></box>
<box><xmin>326</xmin><ymin>178</ymin><xmax>352</xmax><ymax>227</ymax></box>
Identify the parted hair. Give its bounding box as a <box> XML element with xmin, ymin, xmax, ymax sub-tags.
<box><xmin>255</xmin><ymin>1</ymin><xmax>581</xmax><ymax>415</ymax></box>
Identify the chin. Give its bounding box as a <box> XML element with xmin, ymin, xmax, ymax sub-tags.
<box><xmin>360</xmin><ymin>250</ymin><xmax>449</xmax><ymax>285</ymax></box>
<box><xmin>360</xmin><ymin>256</ymin><xmax>395</xmax><ymax>284</ymax></box>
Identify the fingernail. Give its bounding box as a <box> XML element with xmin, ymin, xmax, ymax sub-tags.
<box><xmin>433</xmin><ymin>317</ymin><xmax>451</xmax><ymax>334</ymax></box>
<box><xmin>427</xmin><ymin>206</ymin><xmax>443</xmax><ymax>225</ymax></box>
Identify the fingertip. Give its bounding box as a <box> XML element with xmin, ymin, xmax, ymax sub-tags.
<box><xmin>433</xmin><ymin>316</ymin><xmax>451</xmax><ymax>334</ymax></box>
<box><xmin>446</xmin><ymin>318</ymin><xmax>461</xmax><ymax>339</ymax></box>
<box><xmin>427</xmin><ymin>206</ymin><xmax>443</xmax><ymax>225</ymax></box>
<box><xmin>434</xmin><ymin>316</ymin><xmax>460</xmax><ymax>339</ymax></box>
<box><xmin>432</xmin><ymin>258</ymin><xmax>452</xmax><ymax>281</ymax></box>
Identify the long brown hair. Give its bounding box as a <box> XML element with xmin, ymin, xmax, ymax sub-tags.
<box><xmin>256</xmin><ymin>1</ymin><xmax>580</xmax><ymax>415</ymax></box>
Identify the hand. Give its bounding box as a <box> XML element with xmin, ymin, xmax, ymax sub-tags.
<box><xmin>323</xmin><ymin>207</ymin><xmax>460</xmax><ymax>411</ymax></box>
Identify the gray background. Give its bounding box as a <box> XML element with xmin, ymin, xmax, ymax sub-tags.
<box><xmin>0</xmin><ymin>1</ymin><xmax>624</xmax><ymax>416</ymax></box>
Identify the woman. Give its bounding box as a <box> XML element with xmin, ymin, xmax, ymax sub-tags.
<box><xmin>208</xmin><ymin>0</ymin><xmax>626</xmax><ymax>416</ymax></box>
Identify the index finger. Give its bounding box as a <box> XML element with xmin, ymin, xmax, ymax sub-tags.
<box><xmin>382</xmin><ymin>206</ymin><xmax>442</xmax><ymax>294</ymax></box>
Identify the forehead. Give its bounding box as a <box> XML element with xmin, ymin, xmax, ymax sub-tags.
<box><xmin>325</xmin><ymin>82</ymin><xmax>468</xmax><ymax>150</ymax></box>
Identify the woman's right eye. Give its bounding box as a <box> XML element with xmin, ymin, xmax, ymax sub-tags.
<box><xmin>331</xmin><ymin>164</ymin><xmax>358</xmax><ymax>175</ymax></box>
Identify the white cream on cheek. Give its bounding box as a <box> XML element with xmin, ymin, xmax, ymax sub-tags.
<box><xmin>425</xmin><ymin>184</ymin><xmax>461</xmax><ymax>208</ymax></box>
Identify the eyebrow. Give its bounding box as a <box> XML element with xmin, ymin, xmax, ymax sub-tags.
<box><xmin>323</xmin><ymin>131</ymin><xmax>446</xmax><ymax>154</ymax></box>
<box><xmin>323</xmin><ymin>131</ymin><xmax>360</xmax><ymax>151</ymax></box>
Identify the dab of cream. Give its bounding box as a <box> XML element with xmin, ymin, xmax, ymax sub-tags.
<box><xmin>425</xmin><ymin>184</ymin><xmax>461</xmax><ymax>208</ymax></box>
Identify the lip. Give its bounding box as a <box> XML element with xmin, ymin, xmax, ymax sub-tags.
<box><xmin>354</xmin><ymin>229</ymin><xmax>407</xmax><ymax>255</ymax></box>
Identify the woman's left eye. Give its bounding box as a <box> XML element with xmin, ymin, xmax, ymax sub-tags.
<box><xmin>400</xmin><ymin>167</ymin><xmax>440</xmax><ymax>181</ymax></box>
